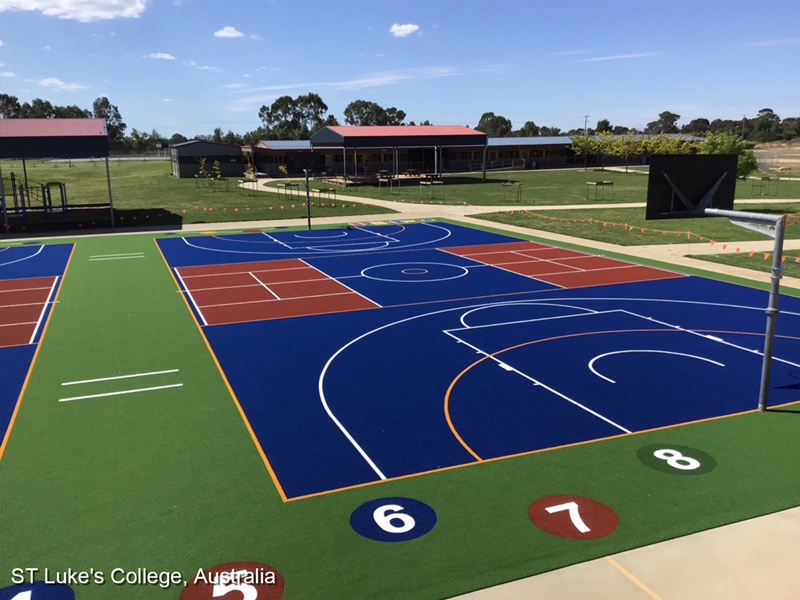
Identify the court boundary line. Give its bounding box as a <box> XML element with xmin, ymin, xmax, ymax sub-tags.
<box><xmin>154</xmin><ymin>238</ymin><xmax>289</xmax><ymax>502</ymax></box>
<box><xmin>588</xmin><ymin>350</ymin><xmax>725</xmax><ymax>384</ymax></box>
<box><xmin>0</xmin><ymin>244</ymin><xmax>75</xmax><ymax>461</ymax></box>
<box><xmin>28</xmin><ymin>276</ymin><xmax>59</xmax><ymax>344</ymax></box>
<box><xmin>173</xmin><ymin>267</ymin><xmax>209</xmax><ymax>326</ymax></box>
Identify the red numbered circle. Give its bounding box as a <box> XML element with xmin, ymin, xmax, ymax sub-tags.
<box><xmin>528</xmin><ymin>494</ymin><xmax>618</xmax><ymax>540</ymax></box>
<box><xmin>179</xmin><ymin>561</ymin><xmax>284</xmax><ymax>600</ymax></box>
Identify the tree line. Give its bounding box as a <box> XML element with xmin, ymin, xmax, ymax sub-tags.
<box><xmin>1</xmin><ymin>92</ymin><xmax>797</xmax><ymax>153</ymax></box>
<box><xmin>569</xmin><ymin>131</ymin><xmax>759</xmax><ymax>177</ymax></box>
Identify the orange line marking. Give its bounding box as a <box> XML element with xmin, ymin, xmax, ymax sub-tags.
<box><xmin>154</xmin><ymin>239</ymin><xmax>289</xmax><ymax>503</ymax></box>
<box><xmin>0</xmin><ymin>244</ymin><xmax>75</xmax><ymax>461</ymax></box>
<box><xmin>605</xmin><ymin>556</ymin><xmax>662</xmax><ymax>600</ymax></box>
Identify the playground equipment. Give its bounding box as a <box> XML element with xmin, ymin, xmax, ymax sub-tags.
<box><xmin>1</xmin><ymin>170</ymin><xmax>73</xmax><ymax>232</ymax></box>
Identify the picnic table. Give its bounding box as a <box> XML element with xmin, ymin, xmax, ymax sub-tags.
<box><xmin>502</xmin><ymin>181</ymin><xmax>522</xmax><ymax>202</ymax></box>
<box><xmin>276</xmin><ymin>182</ymin><xmax>300</xmax><ymax>199</ymax></box>
<box><xmin>586</xmin><ymin>180</ymin><xmax>613</xmax><ymax>200</ymax></box>
<box><xmin>751</xmin><ymin>175</ymin><xmax>780</xmax><ymax>196</ymax></box>
<box><xmin>420</xmin><ymin>175</ymin><xmax>444</xmax><ymax>200</ymax></box>
<box><xmin>404</xmin><ymin>168</ymin><xmax>419</xmax><ymax>177</ymax></box>
<box><xmin>377</xmin><ymin>173</ymin><xmax>395</xmax><ymax>193</ymax></box>
<box><xmin>313</xmin><ymin>187</ymin><xmax>337</xmax><ymax>202</ymax></box>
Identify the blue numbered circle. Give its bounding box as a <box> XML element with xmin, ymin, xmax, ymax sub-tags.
<box><xmin>0</xmin><ymin>582</ymin><xmax>75</xmax><ymax>599</ymax></box>
<box><xmin>350</xmin><ymin>497</ymin><xmax>437</xmax><ymax>542</ymax></box>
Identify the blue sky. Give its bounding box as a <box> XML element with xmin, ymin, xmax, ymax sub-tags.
<box><xmin>0</xmin><ymin>0</ymin><xmax>798</xmax><ymax>137</ymax></box>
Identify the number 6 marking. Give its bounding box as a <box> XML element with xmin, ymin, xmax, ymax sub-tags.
<box><xmin>545</xmin><ymin>501</ymin><xmax>591</xmax><ymax>533</ymax></box>
<box><xmin>373</xmin><ymin>504</ymin><xmax>416</xmax><ymax>534</ymax></box>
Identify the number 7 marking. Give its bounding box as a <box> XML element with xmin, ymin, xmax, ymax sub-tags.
<box><xmin>545</xmin><ymin>501</ymin><xmax>591</xmax><ymax>533</ymax></box>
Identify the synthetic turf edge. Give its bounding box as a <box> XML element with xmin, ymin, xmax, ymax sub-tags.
<box><xmin>0</xmin><ymin>224</ymin><xmax>797</xmax><ymax>600</ymax></box>
<box><xmin>154</xmin><ymin>238</ymin><xmax>289</xmax><ymax>502</ymax></box>
<box><xmin>0</xmin><ymin>245</ymin><xmax>75</xmax><ymax>460</ymax></box>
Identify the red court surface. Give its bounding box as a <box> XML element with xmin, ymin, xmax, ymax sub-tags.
<box><xmin>0</xmin><ymin>276</ymin><xmax>57</xmax><ymax>348</ymax></box>
<box><xmin>175</xmin><ymin>259</ymin><xmax>379</xmax><ymax>326</ymax></box>
<box><xmin>445</xmin><ymin>242</ymin><xmax>684</xmax><ymax>288</ymax></box>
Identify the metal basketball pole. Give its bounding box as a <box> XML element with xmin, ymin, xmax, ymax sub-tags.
<box><xmin>705</xmin><ymin>208</ymin><xmax>786</xmax><ymax>411</ymax></box>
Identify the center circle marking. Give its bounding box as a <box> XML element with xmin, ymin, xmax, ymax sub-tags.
<box><xmin>361</xmin><ymin>262</ymin><xmax>469</xmax><ymax>283</ymax></box>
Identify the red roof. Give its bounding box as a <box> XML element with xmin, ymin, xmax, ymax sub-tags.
<box><xmin>326</xmin><ymin>125</ymin><xmax>481</xmax><ymax>138</ymax></box>
<box><xmin>0</xmin><ymin>118</ymin><xmax>107</xmax><ymax>138</ymax></box>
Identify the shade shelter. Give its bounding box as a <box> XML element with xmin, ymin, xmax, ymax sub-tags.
<box><xmin>0</xmin><ymin>118</ymin><xmax>114</xmax><ymax>232</ymax></box>
<box><xmin>310</xmin><ymin>125</ymin><xmax>489</xmax><ymax>179</ymax></box>
<box><xmin>169</xmin><ymin>140</ymin><xmax>245</xmax><ymax>178</ymax></box>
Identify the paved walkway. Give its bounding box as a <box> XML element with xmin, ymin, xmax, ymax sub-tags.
<box><xmin>223</xmin><ymin>179</ymin><xmax>800</xmax><ymax>291</ymax></box>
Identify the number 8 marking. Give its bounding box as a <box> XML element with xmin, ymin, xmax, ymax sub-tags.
<box><xmin>653</xmin><ymin>448</ymin><xmax>701</xmax><ymax>470</ymax></box>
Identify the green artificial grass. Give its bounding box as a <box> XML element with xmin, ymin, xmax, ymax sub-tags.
<box><xmin>475</xmin><ymin>203</ymin><xmax>800</xmax><ymax>246</ymax></box>
<box><xmin>1</xmin><ymin>225</ymin><xmax>798</xmax><ymax>599</ymax></box>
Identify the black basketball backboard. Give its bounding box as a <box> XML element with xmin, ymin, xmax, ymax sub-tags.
<box><xmin>645</xmin><ymin>154</ymin><xmax>737</xmax><ymax>220</ymax></box>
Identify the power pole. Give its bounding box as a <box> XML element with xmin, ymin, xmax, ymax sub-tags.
<box><xmin>741</xmin><ymin>114</ymin><xmax>746</xmax><ymax>140</ymax></box>
<box><xmin>584</xmin><ymin>115</ymin><xmax>589</xmax><ymax>135</ymax></box>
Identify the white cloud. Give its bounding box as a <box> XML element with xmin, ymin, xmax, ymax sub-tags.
<box><xmin>579</xmin><ymin>53</ymin><xmax>656</xmax><ymax>62</ymax></box>
<box><xmin>229</xmin><ymin>65</ymin><xmax>460</xmax><ymax>112</ymax></box>
<box><xmin>224</xmin><ymin>83</ymin><xmax>247</xmax><ymax>89</ymax></box>
<box><xmin>214</xmin><ymin>26</ymin><xmax>243</xmax><ymax>38</ymax></box>
<box><xmin>38</xmin><ymin>77</ymin><xmax>89</xmax><ymax>90</ymax></box>
<box><xmin>242</xmin><ymin>73</ymin><xmax>249</xmax><ymax>78</ymax></box>
<box><xmin>250</xmin><ymin>34</ymin><xmax>260</xmax><ymax>41</ymax></box>
<box><xmin>390</xmin><ymin>23</ymin><xmax>419</xmax><ymax>38</ymax></box>
<box><xmin>0</xmin><ymin>40</ymin><xmax>4</xmax><ymax>46</ymax></box>
<box><xmin>0</xmin><ymin>71</ymin><xmax>16</xmax><ymax>77</ymax></box>
<box><xmin>0</xmin><ymin>0</ymin><xmax>146</xmax><ymax>22</ymax></box>
<box><xmin>163</xmin><ymin>98</ymin><xmax>174</xmax><ymax>102</ymax></box>
<box><xmin>196</xmin><ymin>65</ymin><xmax>220</xmax><ymax>72</ymax></box>
<box><xmin>43</xmin><ymin>45</ymin><xmax>51</xmax><ymax>50</ymax></box>
<box><xmin>145</xmin><ymin>52</ymin><xmax>175</xmax><ymax>60</ymax></box>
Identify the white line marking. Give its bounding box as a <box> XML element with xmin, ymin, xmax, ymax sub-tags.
<box><xmin>202</xmin><ymin>291</ymin><xmax>355</xmax><ymax>309</ymax></box>
<box><xmin>617</xmin><ymin>309</ymin><xmax>800</xmax><ymax>369</ymax></box>
<box><xmin>588</xmin><ymin>350</ymin><xmax>725</xmax><ymax>384</ymax></box>
<box><xmin>249</xmin><ymin>272</ymin><xmax>280</xmax><ymax>299</ymax></box>
<box><xmin>59</xmin><ymin>383</ymin><xmax>184</xmax><ymax>402</ymax></box>
<box><xmin>0</xmin><ymin>245</ymin><xmax>44</xmax><ymax>267</ymax></box>
<box><xmin>353</xmin><ymin>225</ymin><xmax>400</xmax><ymax>243</ymax></box>
<box><xmin>299</xmin><ymin>259</ymin><xmax>382</xmax><ymax>308</ymax></box>
<box><xmin>0</xmin><ymin>321</ymin><xmax>37</xmax><ymax>327</ymax></box>
<box><xmin>174</xmin><ymin>268</ymin><xmax>208</xmax><ymax>326</ymax></box>
<box><xmin>0</xmin><ymin>286</ymin><xmax>52</xmax><ymax>293</ymax></box>
<box><xmin>444</xmin><ymin>330</ymin><xmax>632</xmax><ymax>433</ymax></box>
<box><xmin>0</xmin><ymin>301</ymin><xmax>58</xmax><ymax>309</ymax></box>
<box><xmin>438</xmin><ymin>247</ymin><xmax>565</xmax><ymax>289</ymax></box>
<box><xmin>262</xmin><ymin>232</ymin><xmax>292</xmax><ymax>248</ymax></box>
<box><xmin>88</xmin><ymin>253</ymin><xmax>144</xmax><ymax>258</ymax></box>
<box><xmin>180</xmin><ymin>264</ymin><xmax>315</xmax><ymax>279</ymax></box>
<box><xmin>176</xmin><ymin>222</ymin><xmax>454</xmax><ymax>256</ymax></box>
<box><xmin>449</xmin><ymin>305</ymin><xmax>608</xmax><ymax>331</ymax></box>
<box><xmin>89</xmin><ymin>256</ymin><xmax>145</xmax><ymax>261</ymax></box>
<box><xmin>361</xmin><ymin>261</ymin><xmax>470</xmax><ymax>283</ymax></box>
<box><xmin>28</xmin><ymin>276</ymin><xmax>58</xmax><ymax>344</ymax></box>
<box><xmin>62</xmin><ymin>369</ymin><xmax>180</xmax><ymax>386</ymax></box>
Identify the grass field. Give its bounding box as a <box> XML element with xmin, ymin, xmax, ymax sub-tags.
<box><xmin>476</xmin><ymin>203</ymin><xmax>800</xmax><ymax>246</ymax></box>
<box><xmin>0</xmin><ymin>159</ymin><xmax>396</xmax><ymax>226</ymax></box>
<box><xmin>1</xmin><ymin>220</ymin><xmax>799</xmax><ymax>599</ymax></box>
<box><xmin>693</xmin><ymin>251</ymin><xmax>800</xmax><ymax>279</ymax></box>
<box><xmin>267</xmin><ymin>168</ymin><xmax>800</xmax><ymax>207</ymax></box>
